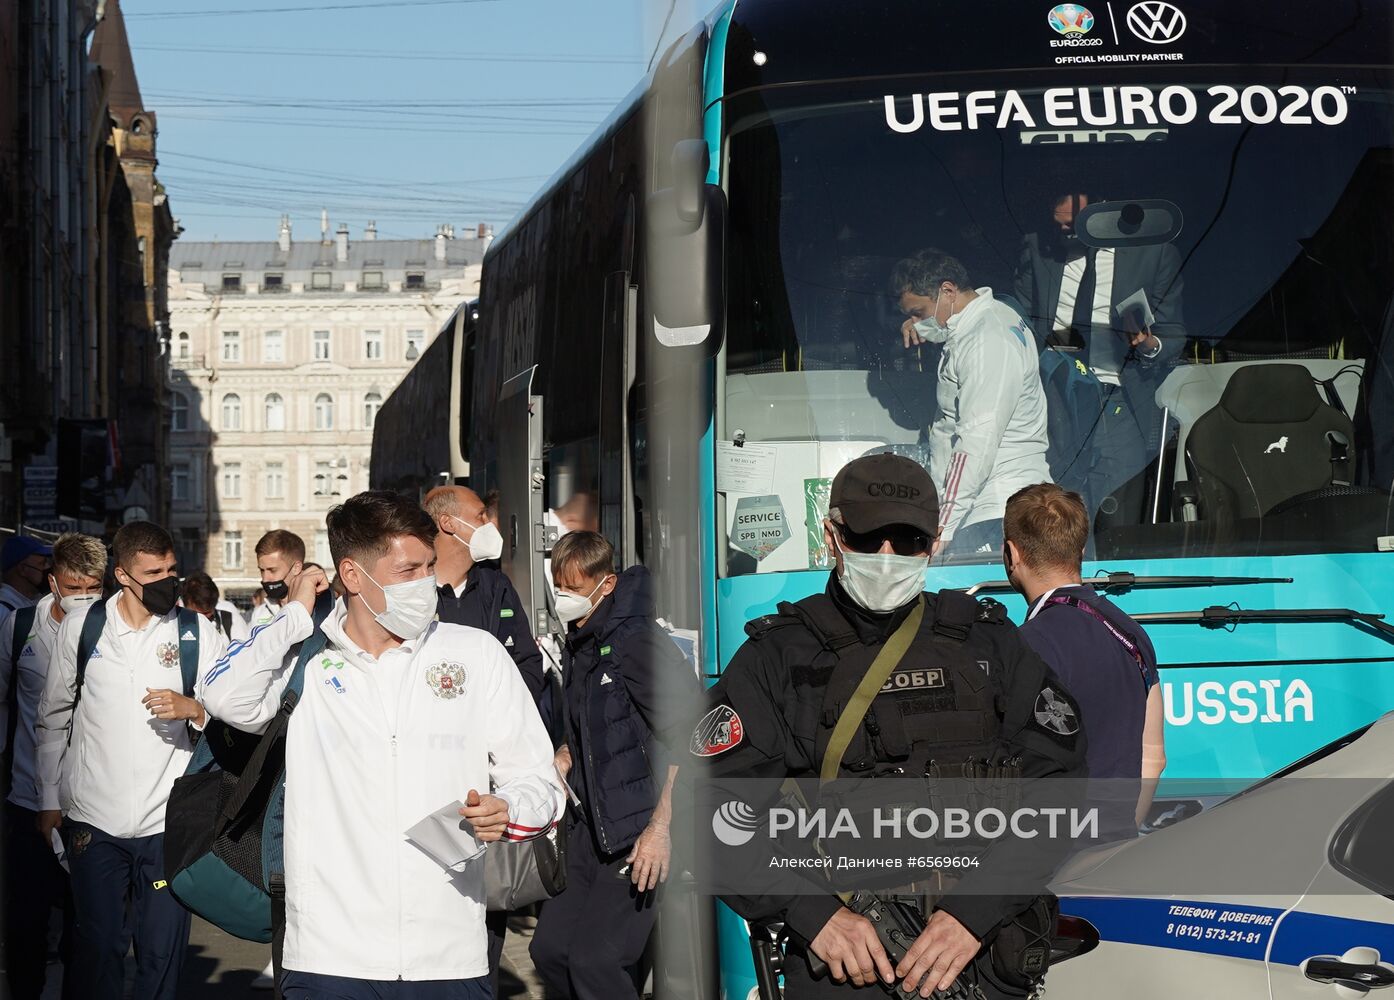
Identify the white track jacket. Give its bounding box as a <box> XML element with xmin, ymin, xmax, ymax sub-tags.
<box><xmin>201</xmin><ymin>600</ymin><xmax>562</xmax><ymax>982</ymax></box>
<box><xmin>35</xmin><ymin>594</ymin><xmax>224</xmax><ymax>838</ymax></box>
<box><xmin>929</xmin><ymin>287</ymin><xmax>1052</xmax><ymax>541</ymax></box>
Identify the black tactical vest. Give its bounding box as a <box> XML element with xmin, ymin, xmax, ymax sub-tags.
<box><xmin>781</xmin><ymin>590</ymin><xmax>1006</xmax><ymax>779</ymax></box>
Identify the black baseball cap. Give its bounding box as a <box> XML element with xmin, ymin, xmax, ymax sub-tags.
<box><xmin>830</xmin><ymin>454</ymin><xmax>939</xmax><ymax>536</ymax></box>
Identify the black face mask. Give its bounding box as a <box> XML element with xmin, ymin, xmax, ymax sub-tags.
<box><xmin>263</xmin><ymin>578</ymin><xmax>289</xmax><ymax>602</ymax></box>
<box><xmin>135</xmin><ymin>575</ymin><xmax>180</xmax><ymax>617</ymax></box>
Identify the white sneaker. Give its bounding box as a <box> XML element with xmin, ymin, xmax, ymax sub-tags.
<box><xmin>252</xmin><ymin>959</ymin><xmax>275</xmax><ymax>990</ymax></box>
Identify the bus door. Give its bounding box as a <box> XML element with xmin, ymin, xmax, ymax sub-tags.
<box><xmin>495</xmin><ymin>365</ymin><xmax>556</xmax><ymax>643</ymax></box>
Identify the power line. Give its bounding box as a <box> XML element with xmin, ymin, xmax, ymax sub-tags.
<box><xmin>133</xmin><ymin>43</ymin><xmax>641</xmax><ymax>65</ymax></box>
<box><xmin>160</xmin><ymin>148</ymin><xmax>545</xmax><ymax>188</ymax></box>
<box><xmin>156</xmin><ymin>112</ymin><xmax>594</xmax><ymax>136</ymax></box>
<box><xmin>128</xmin><ymin>0</ymin><xmax>501</xmax><ymax>18</ymax></box>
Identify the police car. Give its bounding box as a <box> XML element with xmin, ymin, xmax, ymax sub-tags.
<box><xmin>1048</xmin><ymin>714</ymin><xmax>1394</xmax><ymax>996</ymax></box>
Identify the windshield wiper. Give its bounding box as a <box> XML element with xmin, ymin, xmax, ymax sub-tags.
<box><xmin>962</xmin><ymin>572</ymin><xmax>1292</xmax><ymax>597</ymax></box>
<box><xmin>1132</xmin><ymin>606</ymin><xmax>1394</xmax><ymax>644</ymax></box>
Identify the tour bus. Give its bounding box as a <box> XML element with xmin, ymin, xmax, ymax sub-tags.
<box><xmin>377</xmin><ymin>0</ymin><xmax>1394</xmax><ymax>994</ymax></box>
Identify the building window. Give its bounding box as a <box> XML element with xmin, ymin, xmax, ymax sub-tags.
<box><xmin>224</xmin><ymin>531</ymin><xmax>243</xmax><ymax>570</ymax></box>
<box><xmin>406</xmin><ymin>329</ymin><xmax>424</xmax><ymax>359</ymax></box>
<box><xmin>314</xmin><ymin>393</ymin><xmax>334</xmax><ymax>431</ymax></box>
<box><xmin>221</xmin><ymin>330</ymin><xmax>241</xmax><ymax>363</ymax></box>
<box><xmin>170</xmin><ymin>391</ymin><xmax>189</xmax><ymax>432</ymax></box>
<box><xmin>264</xmin><ymin>393</ymin><xmax>285</xmax><ymax>431</ymax></box>
<box><xmin>221</xmin><ymin>393</ymin><xmax>242</xmax><ymax>431</ymax></box>
<box><xmin>222</xmin><ymin>273</ymin><xmax>242</xmax><ymax>292</ymax></box>
<box><xmin>361</xmin><ymin>271</ymin><xmax>383</xmax><ymax>289</ymax></box>
<box><xmin>313</xmin><ymin>330</ymin><xmax>331</xmax><ymax>361</ymax></box>
<box><xmin>263</xmin><ymin>272</ymin><xmax>284</xmax><ymax>290</ymax></box>
<box><xmin>364</xmin><ymin>330</ymin><xmax>383</xmax><ymax>361</ymax></box>
<box><xmin>265</xmin><ymin>462</ymin><xmax>285</xmax><ymax>499</ymax></box>
<box><xmin>364</xmin><ymin>391</ymin><xmax>383</xmax><ymax>429</ymax></box>
<box><xmin>171</xmin><ymin>463</ymin><xmax>190</xmax><ymax>502</ymax></box>
<box><xmin>222</xmin><ymin>462</ymin><xmax>243</xmax><ymax>499</ymax></box>
<box><xmin>177</xmin><ymin>332</ymin><xmax>189</xmax><ymax>360</ymax></box>
<box><xmin>312</xmin><ymin>271</ymin><xmax>331</xmax><ymax>290</ymax></box>
<box><xmin>405</xmin><ymin>272</ymin><xmax>425</xmax><ymax>290</ymax></box>
<box><xmin>313</xmin><ymin>461</ymin><xmax>337</xmax><ymax>496</ymax></box>
<box><xmin>263</xmin><ymin>330</ymin><xmax>284</xmax><ymax>363</ymax></box>
<box><xmin>314</xmin><ymin>529</ymin><xmax>331</xmax><ymax>565</ymax></box>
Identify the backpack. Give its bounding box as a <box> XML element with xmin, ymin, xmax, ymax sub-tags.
<box><xmin>3</xmin><ymin>606</ymin><xmax>37</xmax><ymax>796</ymax></box>
<box><xmin>73</xmin><ymin>602</ymin><xmax>202</xmax><ymax>741</ymax></box>
<box><xmin>1038</xmin><ymin>347</ymin><xmax>1107</xmax><ymax>503</ymax></box>
<box><xmin>164</xmin><ymin>594</ymin><xmax>332</xmax><ymax>943</ymax></box>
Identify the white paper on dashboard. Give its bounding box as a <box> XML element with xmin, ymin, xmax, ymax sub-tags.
<box><xmin>1116</xmin><ymin>287</ymin><xmax>1156</xmax><ymax>333</ymax></box>
<box><xmin>405</xmin><ymin>800</ymin><xmax>486</xmax><ymax>873</ymax></box>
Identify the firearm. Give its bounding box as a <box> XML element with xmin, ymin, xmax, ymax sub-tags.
<box><xmin>804</xmin><ymin>892</ymin><xmax>974</xmax><ymax>1000</ymax></box>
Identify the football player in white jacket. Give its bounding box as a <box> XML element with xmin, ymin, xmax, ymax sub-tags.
<box><xmin>202</xmin><ymin>491</ymin><xmax>562</xmax><ymax>999</ymax></box>
<box><xmin>894</xmin><ymin>249</ymin><xmax>1053</xmax><ymax>557</ymax></box>
<box><xmin>35</xmin><ymin>522</ymin><xmax>224</xmax><ymax>1000</ymax></box>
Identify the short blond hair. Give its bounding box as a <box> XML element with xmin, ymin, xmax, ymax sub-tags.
<box><xmin>1003</xmin><ymin>483</ymin><xmax>1089</xmax><ymax>572</ymax></box>
<box><xmin>51</xmin><ymin>532</ymin><xmax>107</xmax><ymax>581</ymax></box>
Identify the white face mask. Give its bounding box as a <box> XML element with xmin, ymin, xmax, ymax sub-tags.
<box><xmin>555</xmin><ymin>576</ymin><xmax>611</xmax><ymax>625</ymax></box>
<box><xmin>912</xmin><ymin>291</ymin><xmax>955</xmax><ymax>344</ymax></box>
<box><xmin>449</xmin><ymin>517</ymin><xmax>504</xmax><ymax>563</ymax></box>
<box><xmin>59</xmin><ymin>593</ymin><xmax>99</xmax><ymax>616</ymax></box>
<box><xmin>834</xmin><ymin>535</ymin><xmax>927</xmax><ymax>613</ymax></box>
<box><xmin>352</xmin><ymin>561</ymin><xmax>438</xmax><ymax>640</ymax></box>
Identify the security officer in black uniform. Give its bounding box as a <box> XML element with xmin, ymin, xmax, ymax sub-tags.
<box><xmin>690</xmin><ymin>455</ymin><xmax>1086</xmax><ymax>1000</ymax></box>
<box><xmin>422</xmin><ymin>484</ymin><xmax>551</xmax><ymax>996</ymax></box>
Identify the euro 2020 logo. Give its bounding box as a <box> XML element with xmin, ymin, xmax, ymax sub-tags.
<box><xmin>1048</xmin><ymin>3</ymin><xmax>1095</xmax><ymax>35</ymax></box>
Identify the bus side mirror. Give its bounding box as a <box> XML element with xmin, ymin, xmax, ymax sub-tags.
<box><xmin>646</xmin><ymin>140</ymin><xmax>726</xmax><ymax>352</ymax></box>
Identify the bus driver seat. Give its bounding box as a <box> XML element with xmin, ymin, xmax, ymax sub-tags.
<box><xmin>1179</xmin><ymin>363</ymin><xmax>1356</xmax><ymax>522</ymax></box>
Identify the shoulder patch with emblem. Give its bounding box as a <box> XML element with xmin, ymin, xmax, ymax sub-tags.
<box><xmin>1033</xmin><ymin>685</ymin><xmax>1079</xmax><ymax>736</ymax></box>
<box><xmin>976</xmin><ymin>597</ymin><xmax>1007</xmax><ymax>624</ymax></box>
<box><xmin>500</xmin><ymin>608</ymin><xmax>514</xmax><ymax>619</ymax></box>
<box><xmin>691</xmin><ymin>704</ymin><xmax>744</xmax><ymax>757</ymax></box>
<box><xmin>743</xmin><ymin>613</ymin><xmax>800</xmax><ymax>641</ymax></box>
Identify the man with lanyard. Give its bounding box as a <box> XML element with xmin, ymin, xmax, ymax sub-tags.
<box><xmin>422</xmin><ymin>484</ymin><xmax>549</xmax><ymax>993</ymax></box>
<box><xmin>1</xmin><ymin>536</ymin><xmax>52</xmax><ymax>614</ymax></box>
<box><xmin>690</xmin><ymin>454</ymin><xmax>1086</xmax><ymax>999</ymax></box>
<box><xmin>35</xmin><ymin>522</ymin><xmax>224</xmax><ymax>1000</ymax></box>
<box><xmin>246</xmin><ymin>530</ymin><xmax>306</xmax><ymax>629</ymax></box>
<box><xmin>0</xmin><ymin>532</ymin><xmax>104</xmax><ymax>999</ymax></box>
<box><xmin>1005</xmin><ymin>483</ymin><xmax>1165</xmax><ymax>835</ymax></box>
<box><xmin>1014</xmin><ymin>191</ymin><xmax>1185</xmax><ymax>522</ymax></box>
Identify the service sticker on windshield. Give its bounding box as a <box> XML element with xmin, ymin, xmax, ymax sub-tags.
<box><xmin>717</xmin><ymin>441</ymin><xmax>777</xmax><ymax>495</ymax></box>
<box><xmin>732</xmin><ymin>494</ymin><xmax>791</xmax><ymax>562</ymax></box>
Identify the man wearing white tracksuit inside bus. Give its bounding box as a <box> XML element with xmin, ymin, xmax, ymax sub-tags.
<box><xmin>201</xmin><ymin>491</ymin><xmax>563</xmax><ymax>999</ymax></box>
<box><xmin>893</xmin><ymin>249</ymin><xmax>1052</xmax><ymax>558</ymax></box>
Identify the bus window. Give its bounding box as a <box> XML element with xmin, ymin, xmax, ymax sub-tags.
<box><xmin>717</xmin><ymin>73</ymin><xmax>1394</xmax><ymax>575</ymax></box>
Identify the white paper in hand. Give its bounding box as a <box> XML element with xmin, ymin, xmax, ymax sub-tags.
<box><xmin>1117</xmin><ymin>287</ymin><xmax>1156</xmax><ymax>334</ymax></box>
<box><xmin>406</xmin><ymin>801</ymin><xmax>486</xmax><ymax>873</ymax></box>
<box><xmin>52</xmin><ymin>829</ymin><xmax>68</xmax><ymax>873</ymax></box>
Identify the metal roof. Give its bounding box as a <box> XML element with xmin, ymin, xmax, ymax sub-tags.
<box><xmin>171</xmin><ymin>236</ymin><xmax>487</xmax><ymax>279</ymax></box>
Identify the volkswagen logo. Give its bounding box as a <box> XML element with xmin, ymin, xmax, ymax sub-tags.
<box><xmin>1126</xmin><ymin>0</ymin><xmax>1187</xmax><ymax>43</ymax></box>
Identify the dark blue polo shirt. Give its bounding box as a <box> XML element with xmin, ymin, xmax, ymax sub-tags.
<box><xmin>1019</xmin><ymin>585</ymin><xmax>1158</xmax><ymax>783</ymax></box>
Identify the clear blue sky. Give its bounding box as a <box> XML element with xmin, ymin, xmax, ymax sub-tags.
<box><xmin>125</xmin><ymin>0</ymin><xmax>678</xmax><ymax>243</ymax></box>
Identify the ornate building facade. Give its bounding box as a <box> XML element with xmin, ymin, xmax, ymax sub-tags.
<box><xmin>167</xmin><ymin>219</ymin><xmax>486</xmax><ymax>595</ymax></box>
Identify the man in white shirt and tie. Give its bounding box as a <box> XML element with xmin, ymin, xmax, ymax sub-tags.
<box><xmin>1014</xmin><ymin>191</ymin><xmax>1186</xmax><ymax>524</ymax></box>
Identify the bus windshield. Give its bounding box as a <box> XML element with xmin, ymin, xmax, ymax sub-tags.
<box><xmin>718</xmin><ymin>69</ymin><xmax>1394</xmax><ymax>576</ymax></box>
